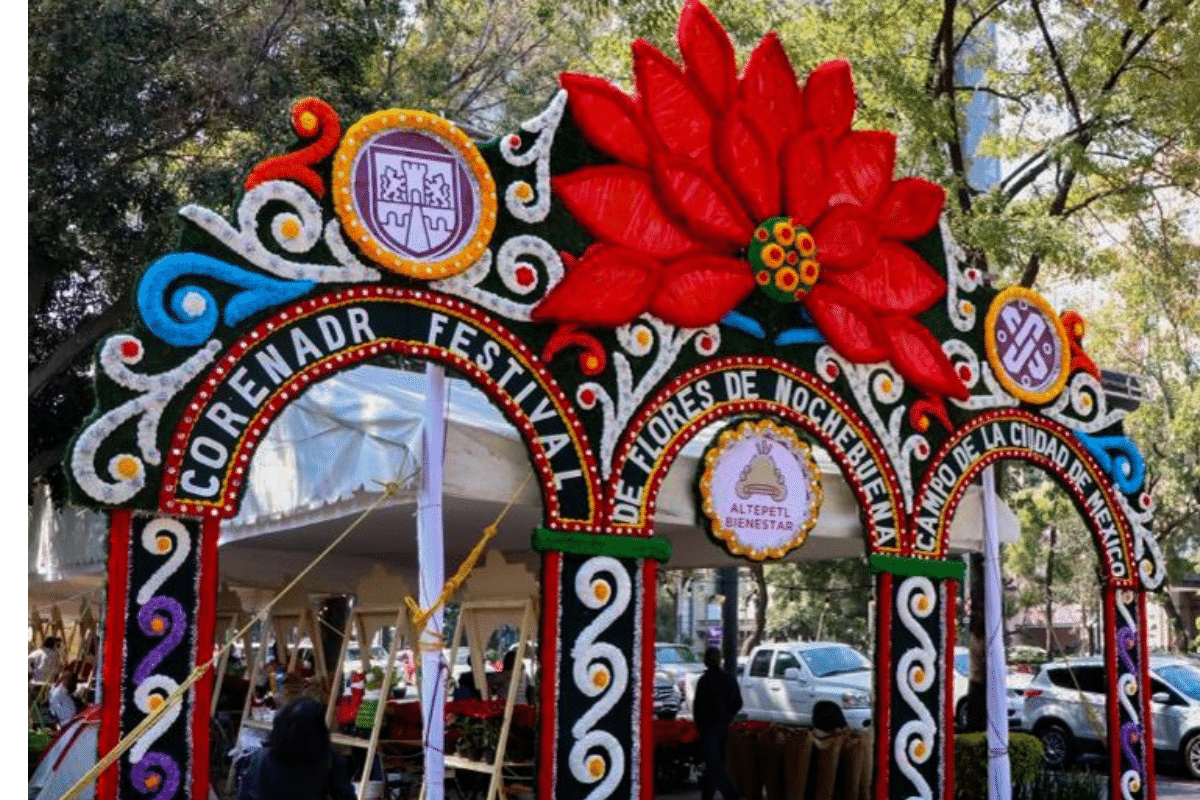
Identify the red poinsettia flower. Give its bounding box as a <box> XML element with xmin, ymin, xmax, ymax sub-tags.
<box><xmin>532</xmin><ymin>0</ymin><xmax>967</xmax><ymax>404</ymax></box>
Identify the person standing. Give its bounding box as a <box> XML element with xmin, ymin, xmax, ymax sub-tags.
<box><xmin>691</xmin><ymin>646</ymin><xmax>743</xmax><ymax>800</ymax></box>
<box><xmin>48</xmin><ymin>670</ymin><xmax>80</xmax><ymax>728</ymax></box>
<box><xmin>29</xmin><ymin>636</ymin><xmax>62</xmax><ymax>685</ymax></box>
<box><xmin>238</xmin><ymin>696</ymin><xmax>355</xmax><ymax>800</ymax></box>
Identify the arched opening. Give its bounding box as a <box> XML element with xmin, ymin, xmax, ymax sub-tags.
<box><xmin>924</xmin><ymin>411</ymin><xmax>1161</xmax><ymax>795</ymax></box>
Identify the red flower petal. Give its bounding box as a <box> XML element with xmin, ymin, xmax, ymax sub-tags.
<box><xmin>559</xmin><ymin>72</ymin><xmax>653</xmax><ymax>169</ymax></box>
<box><xmin>632</xmin><ymin>39</ymin><xmax>716</xmax><ymax>169</ymax></box>
<box><xmin>552</xmin><ymin>166</ymin><xmax>704</xmax><ymax>259</ymax></box>
<box><xmin>877</xmin><ymin>177</ymin><xmax>945</xmax><ymax>240</ymax></box>
<box><xmin>821</xmin><ymin>241</ymin><xmax>946</xmax><ymax>316</ymax></box>
<box><xmin>781</xmin><ymin>131</ymin><xmax>831</xmax><ymax>227</ymax></box>
<box><xmin>737</xmin><ymin>32</ymin><xmax>803</xmax><ymax>157</ymax></box>
<box><xmin>828</xmin><ymin>130</ymin><xmax>896</xmax><ymax>208</ymax></box>
<box><xmin>649</xmin><ymin>255</ymin><xmax>754</xmax><ymax>327</ymax></box>
<box><xmin>653</xmin><ymin>156</ymin><xmax>754</xmax><ymax>249</ymax></box>
<box><xmin>678</xmin><ymin>0</ymin><xmax>737</xmax><ymax>110</ymax></box>
<box><xmin>882</xmin><ymin>316</ymin><xmax>969</xmax><ymax>400</ymax></box>
<box><xmin>811</xmin><ymin>203</ymin><xmax>879</xmax><ymax>270</ymax></box>
<box><xmin>803</xmin><ymin>59</ymin><xmax>856</xmax><ymax>139</ymax></box>
<box><xmin>714</xmin><ymin>105</ymin><xmax>781</xmax><ymax>222</ymax></box>
<box><xmin>805</xmin><ymin>284</ymin><xmax>888</xmax><ymax>362</ymax></box>
<box><xmin>531</xmin><ymin>245</ymin><xmax>659</xmax><ymax>327</ymax></box>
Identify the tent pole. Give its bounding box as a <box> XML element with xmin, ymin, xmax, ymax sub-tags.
<box><xmin>981</xmin><ymin>465</ymin><xmax>1011</xmax><ymax>799</ymax></box>
<box><xmin>419</xmin><ymin>363</ymin><xmax>447</xmax><ymax>800</ymax></box>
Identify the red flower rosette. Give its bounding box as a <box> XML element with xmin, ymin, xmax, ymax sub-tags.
<box><xmin>538</xmin><ymin>0</ymin><xmax>967</xmax><ymax>408</ymax></box>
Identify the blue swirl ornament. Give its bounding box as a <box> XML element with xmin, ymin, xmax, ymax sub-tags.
<box><xmin>1072</xmin><ymin>429</ymin><xmax>1147</xmax><ymax>494</ymax></box>
<box><xmin>137</xmin><ymin>253</ymin><xmax>314</xmax><ymax>347</ymax></box>
<box><xmin>774</xmin><ymin>326</ymin><xmax>826</xmax><ymax>347</ymax></box>
<box><xmin>720</xmin><ymin>310</ymin><xmax>766</xmax><ymax>339</ymax></box>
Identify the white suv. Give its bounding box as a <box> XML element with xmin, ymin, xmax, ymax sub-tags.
<box><xmin>1024</xmin><ymin>655</ymin><xmax>1200</xmax><ymax>778</ymax></box>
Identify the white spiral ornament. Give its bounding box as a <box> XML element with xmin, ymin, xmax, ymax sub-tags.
<box><xmin>568</xmin><ymin>557</ymin><xmax>632</xmax><ymax>800</ymax></box>
<box><xmin>135</xmin><ymin>518</ymin><xmax>191</xmax><ymax>605</ymax></box>
<box><xmin>180</xmin><ymin>180</ymin><xmax>379</xmax><ymax>283</ymax></box>
<box><xmin>500</xmin><ymin>90</ymin><xmax>567</xmax><ymax>224</ymax></box>
<box><xmin>130</xmin><ymin>674</ymin><xmax>182</xmax><ymax>763</ymax></box>
<box><xmin>72</xmin><ymin>336</ymin><xmax>222</xmax><ymax>505</ymax></box>
<box><xmin>894</xmin><ymin>576</ymin><xmax>938</xmax><ymax>800</ymax></box>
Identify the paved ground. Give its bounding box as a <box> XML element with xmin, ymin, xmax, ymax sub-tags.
<box><xmin>653</xmin><ymin>774</ymin><xmax>1200</xmax><ymax>799</ymax></box>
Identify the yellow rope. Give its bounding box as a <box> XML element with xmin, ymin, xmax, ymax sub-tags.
<box><xmin>405</xmin><ymin>473</ymin><xmax>532</xmax><ymax>635</ymax></box>
<box><xmin>56</xmin><ymin>475</ymin><xmax>408</xmax><ymax>800</ymax></box>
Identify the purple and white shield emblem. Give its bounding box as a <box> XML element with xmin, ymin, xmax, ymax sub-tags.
<box><xmin>353</xmin><ymin>130</ymin><xmax>477</xmax><ymax>262</ymax></box>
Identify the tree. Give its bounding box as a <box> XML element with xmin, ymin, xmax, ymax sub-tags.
<box><xmin>1086</xmin><ymin>219</ymin><xmax>1200</xmax><ymax>648</ymax></box>
<box><xmin>1004</xmin><ymin>468</ymin><xmax>1100</xmax><ymax>656</ymax></box>
<box><xmin>763</xmin><ymin>559</ymin><xmax>873</xmax><ymax>652</ymax></box>
<box><xmin>28</xmin><ymin>0</ymin><xmax>385</xmax><ymax>489</ymax></box>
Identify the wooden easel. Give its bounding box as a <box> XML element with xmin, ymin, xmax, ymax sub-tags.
<box><xmin>210</xmin><ymin>582</ymin><xmax>251</xmax><ymax>717</ymax></box>
<box><xmin>323</xmin><ymin>566</ymin><xmax>417</xmax><ymax>800</ymax></box>
<box><xmin>226</xmin><ymin>577</ymin><xmax>322</xmax><ymax>793</ymax></box>
<box><xmin>438</xmin><ymin>551</ymin><xmax>540</xmax><ymax>800</ymax></box>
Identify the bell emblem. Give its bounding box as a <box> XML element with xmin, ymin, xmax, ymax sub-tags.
<box><xmin>735</xmin><ymin>440</ymin><xmax>788</xmax><ymax>502</ymax></box>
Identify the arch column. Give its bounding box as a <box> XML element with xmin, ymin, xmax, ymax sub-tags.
<box><xmin>531</xmin><ymin>528</ymin><xmax>672</xmax><ymax>800</ymax></box>
<box><xmin>871</xmin><ymin>555</ymin><xmax>963</xmax><ymax>800</ymax></box>
<box><xmin>1102</xmin><ymin>582</ymin><xmax>1155</xmax><ymax>799</ymax></box>
<box><xmin>97</xmin><ymin>509</ymin><xmax>219</xmax><ymax>800</ymax></box>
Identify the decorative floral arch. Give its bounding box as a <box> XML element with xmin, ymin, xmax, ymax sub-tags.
<box><xmin>62</xmin><ymin>2</ymin><xmax>1163</xmax><ymax>799</ymax></box>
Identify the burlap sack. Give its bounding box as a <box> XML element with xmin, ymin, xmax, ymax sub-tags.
<box><xmin>728</xmin><ymin>727</ymin><xmax>763</xmax><ymax>800</ymax></box>
<box><xmin>759</xmin><ymin>727</ymin><xmax>786</xmax><ymax>800</ymax></box>
<box><xmin>858</xmin><ymin>730</ymin><xmax>874</xmax><ymax>799</ymax></box>
<box><xmin>836</xmin><ymin>731</ymin><xmax>870</xmax><ymax>800</ymax></box>
<box><xmin>780</xmin><ymin>727</ymin><xmax>813</xmax><ymax>800</ymax></box>
<box><xmin>809</xmin><ymin>729</ymin><xmax>847</xmax><ymax>800</ymax></box>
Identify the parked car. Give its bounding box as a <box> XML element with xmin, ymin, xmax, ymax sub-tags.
<box><xmin>1024</xmin><ymin>655</ymin><xmax>1200</xmax><ymax>778</ymax></box>
<box><xmin>653</xmin><ymin>676</ymin><xmax>682</xmax><ymax>720</ymax></box>
<box><xmin>654</xmin><ymin>642</ymin><xmax>706</xmax><ymax>716</ymax></box>
<box><xmin>952</xmin><ymin>647</ymin><xmax>1031</xmax><ymax>731</ymax></box>
<box><xmin>739</xmin><ymin>642</ymin><xmax>872</xmax><ymax>731</ymax></box>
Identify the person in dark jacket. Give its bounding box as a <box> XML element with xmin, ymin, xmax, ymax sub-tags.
<box><xmin>691</xmin><ymin>647</ymin><xmax>743</xmax><ymax>800</ymax></box>
<box><xmin>238</xmin><ymin>696</ymin><xmax>355</xmax><ymax>800</ymax></box>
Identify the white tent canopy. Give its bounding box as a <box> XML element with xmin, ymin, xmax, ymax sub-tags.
<box><xmin>30</xmin><ymin>364</ymin><xmax>1018</xmax><ymax>600</ymax></box>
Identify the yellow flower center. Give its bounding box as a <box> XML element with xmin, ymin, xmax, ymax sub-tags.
<box><xmin>749</xmin><ymin>217</ymin><xmax>820</xmax><ymax>304</ymax></box>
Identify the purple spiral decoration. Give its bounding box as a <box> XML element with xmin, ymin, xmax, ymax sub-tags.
<box><xmin>1117</xmin><ymin>626</ymin><xmax>1138</xmax><ymax>674</ymax></box>
<box><xmin>1120</xmin><ymin>721</ymin><xmax>1144</xmax><ymax>773</ymax></box>
<box><xmin>130</xmin><ymin>751</ymin><xmax>181</xmax><ymax>800</ymax></box>
<box><xmin>134</xmin><ymin>596</ymin><xmax>186</xmax><ymax>684</ymax></box>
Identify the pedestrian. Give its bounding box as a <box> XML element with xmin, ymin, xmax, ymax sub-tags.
<box><xmin>238</xmin><ymin>696</ymin><xmax>356</xmax><ymax>800</ymax></box>
<box><xmin>691</xmin><ymin>647</ymin><xmax>743</xmax><ymax>800</ymax></box>
<box><xmin>491</xmin><ymin>649</ymin><xmax>531</xmax><ymax>703</ymax></box>
<box><xmin>29</xmin><ymin>636</ymin><xmax>62</xmax><ymax>685</ymax></box>
<box><xmin>48</xmin><ymin>670</ymin><xmax>80</xmax><ymax>728</ymax></box>
<box><xmin>453</xmin><ymin>671</ymin><xmax>482</xmax><ymax>701</ymax></box>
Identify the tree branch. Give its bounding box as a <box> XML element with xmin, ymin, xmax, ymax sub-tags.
<box><xmin>1029</xmin><ymin>0</ymin><xmax>1083</xmax><ymax>126</ymax></box>
<box><xmin>29</xmin><ymin>292</ymin><xmax>130</xmax><ymax>397</ymax></box>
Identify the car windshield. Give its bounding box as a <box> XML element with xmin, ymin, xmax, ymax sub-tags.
<box><xmin>955</xmin><ymin>653</ymin><xmax>969</xmax><ymax>676</ymax></box>
<box><xmin>799</xmin><ymin>646</ymin><xmax>871</xmax><ymax>677</ymax></box>
<box><xmin>1157</xmin><ymin>664</ymin><xmax>1200</xmax><ymax>701</ymax></box>
<box><xmin>346</xmin><ymin>646</ymin><xmax>360</xmax><ymax>661</ymax></box>
<box><xmin>657</xmin><ymin>646</ymin><xmax>698</xmax><ymax>665</ymax></box>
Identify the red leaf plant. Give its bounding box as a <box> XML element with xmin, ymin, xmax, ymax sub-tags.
<box><xmin>532</xmin><ymin>0</ymin><xmax>967</xmax><ymax>410</ymax></box>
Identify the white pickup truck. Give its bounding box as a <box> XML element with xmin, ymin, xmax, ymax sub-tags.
<box><xmin>738</xmin><ymin>641</ymin><xmax>873</xmax><ymax>731</ymax></box>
